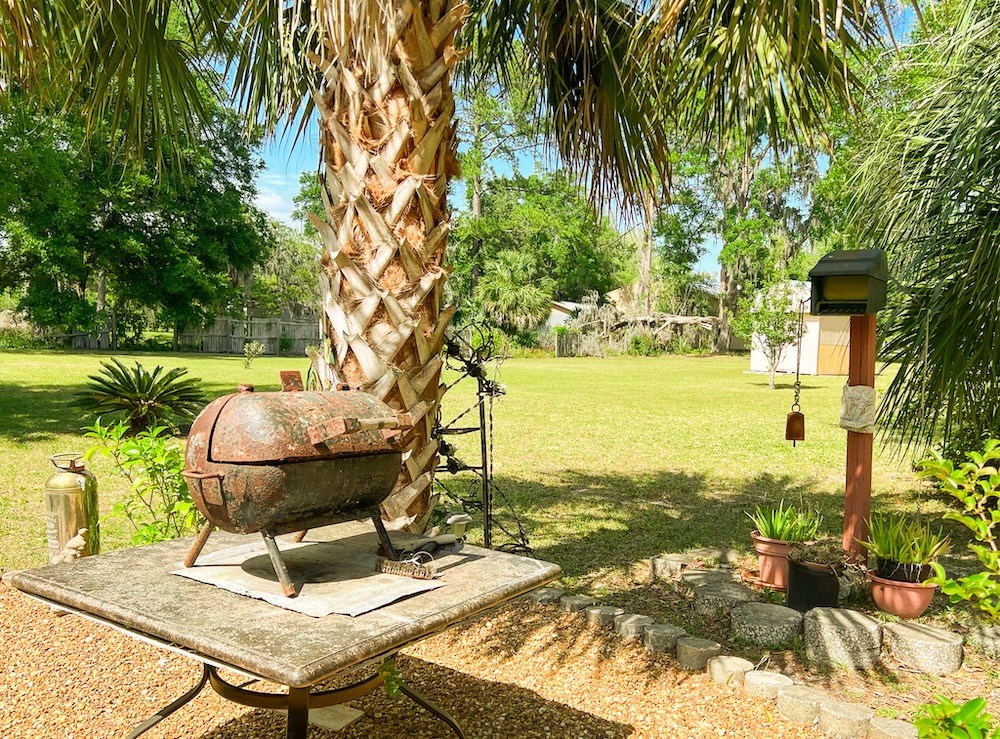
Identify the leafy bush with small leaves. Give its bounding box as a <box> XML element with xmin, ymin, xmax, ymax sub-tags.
<box><xmin>918</xmin><ymin>440</ymin><xmax>1000</xmax><ymax>623</ymax></box>
<box><xmin>747</xmin><ymin>501</ymin><xmax>822</xmax><ymax>543</ymax></box>
<box><xmin>861</xmin><ymin>513</ymin><xmax>950</xmax><ymax>565</ymax></box>
<box><xmin>84</xmin><ymin>420</ymin><xmax>202</xmax><ymax>544</ymax></box>
<box><xmin>0</xmin><ymin>327</ymin><xmax>54</xmax><ymax>349</ymax></box>
<box><xmin>243</xmin><ymin>339</ymin><xmax>266</xmax><ymax>368</ymax></box>
<box><xmin>913</xmin><ymin>695</ymin><xmax>998</xmax><ymax>739</ymax></box>
<box><xmin>75</xmin><ymin>359</ymin><xmax>207</xmax><ymax>434</ymax></box>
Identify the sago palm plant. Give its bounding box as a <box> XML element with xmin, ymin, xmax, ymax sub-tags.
<box><xmin>3</xmin><ymin>0</ymin><xmax>893</xmax><ymax>529</ymax></box>
<box><xmin>75</xmin><ymin>359</ymin><xmax>207</xmax><ymax>434</ymax></box>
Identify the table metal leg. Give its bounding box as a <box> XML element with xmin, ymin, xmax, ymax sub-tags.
<box><xmin>398</xmin><ymin>681</ymin><xmax>466</xmax><ymax>739</ymax></box>
<box><xmin>126</xmin><ymin>664</ymin><xmax>209</xmax><ymax>738</ymax></box>
<box><xmin>286</xmin><ymin>686</ymin><xmax>310</xmax><ymax>739</ymax></box>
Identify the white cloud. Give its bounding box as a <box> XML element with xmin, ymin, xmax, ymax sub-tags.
<box><xmin>255</xmin><ymin>189</ymin><xmax>296</xmax><ymax>225</ymax></box>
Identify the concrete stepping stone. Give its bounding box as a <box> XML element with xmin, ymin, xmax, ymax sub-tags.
<box><xmin>818</xmin><ymin>701</ymin><xmax>874</xmax><ymax>738</ymax></box>
<box><xmin>884</xmin><ymin>622</ymin><xmax>964</xmax><ymax>675</ymax></box>
<box><xmin>676</xmin><ymin>636</ymin><xmax>722</xmax><ymax>670</ymax></box>
<box><xmin>584</xmin><ymin>605</ymin><xmax>624</xmax><ymax>627</ymax></box>
<box><xmin>707</xmin><ymin>655</ymin><xmax>754</xmax><ymax>685</ymax></box>
<box><xmin>686</xmin><ymin>546</ymin><xmax>741</xmax><ymax>565</ymax></box>
<box><xmin>731</xmin><ymin>602</ymin><xmax>803</xmax><ymax>647</ymax></box>
<box><xmin>679</xmin><ymin>568</ymin><xmax>737</xmax><ymax>588</ymax></box>
<box><xmin>651</xmin><ymin>553</ymin><xmax>693</xmax><ymax>580</ymax></box>
<box><xmin>804</xmin><ymin>608</ymin><xmax>882</xmax><ymax>670</ymax></box>
<box><xmin>743</xmin><ymin>671</ymin><xmax>793</xmax><ymax>699</ymax></box>
<box><xmin>776</xmin><ymin>685</ymin><xmax>832</xmax><ymax>723</ymax></box>
<box><xmin>528</xmin><ymin>587</ymin><xmax>564</xmax><ymax>604</ymax></box>
<box><xmin>867</xmin><ymin>717</ymin><xmax>918</xmax><ymax>739</ymax></box>
<box><xmin>692</xmin><ymin>581</ymin><xmax>759</xmax><ymax>615</ymax></box>
<box><xmin>968</xmin><ymin>624</ymin><xmax>1000</xmax><ymax>660</ymax></box>
<box><xmin>613</xmin><ymin>613</ymin><xmax>654</xmax><ymax>639</ymax></box>
<box><xmin>643</xmin><ymin>623</ymin><xmax>687</xmax><ymax>653</ymax></box>
<box><xmin>559</xmin><ymin>594</ymin><xmax>597</xmax><ymax>612</ymax></box>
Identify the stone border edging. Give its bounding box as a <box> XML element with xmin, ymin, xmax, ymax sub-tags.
<box><xmin>525</xmin><ymin>587</ymin><xmax>918</xmax><ymax>738</ymax></box>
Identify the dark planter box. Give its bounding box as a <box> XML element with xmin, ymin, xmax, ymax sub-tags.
<box><xmin>786</xmin><ymin>557</ymin><xmax>840</xmax><ymax>612</ymax></box>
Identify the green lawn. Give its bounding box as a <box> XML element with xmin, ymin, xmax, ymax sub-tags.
<box><xmin>1</xmin><ymin>349</ymin><xmax>942</xmax><ymax>579</ymax></box>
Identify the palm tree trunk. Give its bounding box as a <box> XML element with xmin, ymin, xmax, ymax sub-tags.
<box><xmin>308</xmin><ymin>0</ymin><xmax>468</xmax><ymax>531</ymax></box>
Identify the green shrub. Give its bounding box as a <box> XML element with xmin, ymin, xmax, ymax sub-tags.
<box><xmin>75</xmin><ymin>359</ymin><xmax>207</xmax><ymax>434</ymax></box>
<box><xmin>84</xmin><ymin>420</ymin><xmax>202</xmax><ymax>544</ymax></box>
<box><xmin>0</xmin><ymin>327</ymin><xmax>53</xmax><ymax>349</ymax></box>
<box><xmin>243</xmin><ymin>339</ymin><xmax>266</xmax><ymax>368</ymax></box>
<box><xmin>913</xmin><ymin>696</ymin><xmax>998</xmax><ymax>739</ymax></box>
<box><xmin>628</xmin><ymin>334</ymin><xmax>661</xmax><ymax>356</ymax></box>
<box><xmin>918</xmin><ymin>439</ymin><xmax>1000</xmax><ymax>622</ymax></box>
<box><xmin>861</xmin><ymin>513</ymin><xmax>950</xmax><ymax>565</ymax></box>
<box><xmin>747</xmin><ymin>501</ymin><xmax>822</xmax><ymax>542</ymax></box>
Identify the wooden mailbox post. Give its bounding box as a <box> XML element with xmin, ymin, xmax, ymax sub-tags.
<box><xmin>808</xmin><ymin>250</ymin><xmax>888</xmax><ymax>556</ymax></box>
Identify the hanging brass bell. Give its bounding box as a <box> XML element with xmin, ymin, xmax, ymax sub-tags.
<box><xmin>785</xmin><ymin>409</ymin><xmax>805</xmax><ymax>446</ymax></box>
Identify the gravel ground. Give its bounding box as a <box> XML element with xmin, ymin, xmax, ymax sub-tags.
<box><xmin>1</xmin><ymin>584</ymin><xmax>816</xmax><ymax>738</ymax></box>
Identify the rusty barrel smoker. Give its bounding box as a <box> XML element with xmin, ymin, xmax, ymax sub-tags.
<box><xmin>182</xmin><ymin>376</ymin><xmax>408</xmax><ymax>597</ymax></box>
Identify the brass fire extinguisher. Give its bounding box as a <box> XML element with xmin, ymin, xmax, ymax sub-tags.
<box><xmin>44</xmin><ymin>454</ymin><xmax>100</xmax><ymax>564</ymax></box>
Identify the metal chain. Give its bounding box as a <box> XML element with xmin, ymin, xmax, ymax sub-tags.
<box><xmin>792</xmin><ymin>299</ymin><xmax>805</xmax><ymax>412</ymax></box>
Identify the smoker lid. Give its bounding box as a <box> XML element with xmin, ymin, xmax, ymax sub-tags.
<box><xmin>194</xmin><ymin>389</ymin><xmax>402</xmax><ymax>464</ymax></box>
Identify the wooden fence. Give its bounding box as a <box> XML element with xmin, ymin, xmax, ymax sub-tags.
<box><xmin>178</xmin><ymin>317</ymin><xmax>319</xmax><ymax>356</ymax></box>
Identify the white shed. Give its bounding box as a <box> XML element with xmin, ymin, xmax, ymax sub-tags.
<box><xmin>749</xmin><ymin>281</ymin><xmax>851</xmax><ymax>376</ymax></box>
<box><xmin>544</xmin><ymin>300</ymin><xmax>585</xmax><ymax>330</ymax></box>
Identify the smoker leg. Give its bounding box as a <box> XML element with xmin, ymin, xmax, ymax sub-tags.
<box><xmin>126</xmin><ymin>664</ymin><xmax>209</xmax><ymax>738</ymax></box>
<box><xmin>372</xmin><ymin>515</ymin><xmax>399</xmax><ymax>560</ymax></box>
<box><xmin>263</xmin><ymin>534</ymin><xmax>298</xmax><ymax>598</ymax></box>
<box><xmin>285</xmin><ymin>686</ymin><xmax>310</xmax><ymax>739</ymax></box>
<box><xmin>184</xmin><ymin>521</ymin><xmax>215</xmax><ymax>567</ymax></box>
<box><xmin>399</xmin><ymin>681</ymin><xmax>466</xmax><ymax>739</ymax></box>
<box><xmin>292</xmin><ymin>529</ymin><xmax>308</xmax><ymax>542</ymax></box>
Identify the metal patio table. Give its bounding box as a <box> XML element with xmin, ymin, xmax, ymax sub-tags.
<box><xmin>8</xmin><ymin>521</ymin><xmax>561</xmax><ymax>738</ymax></box>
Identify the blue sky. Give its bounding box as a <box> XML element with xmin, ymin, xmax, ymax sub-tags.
<box><xmin>255</xmin><ymin>127</ymin><xmax>321</xmax><ymax>226</ymax></box>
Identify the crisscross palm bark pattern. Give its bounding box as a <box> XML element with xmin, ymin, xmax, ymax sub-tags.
<box><xmin>308</xmin><ymin>0</ymin><xmax>468</xmax><ymax>531</ymax></box>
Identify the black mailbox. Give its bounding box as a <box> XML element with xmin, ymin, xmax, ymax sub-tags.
<box><xmin>808</xmin><ymin>249</ymin><xmax>888</xmax><ymax>315</ymax></box>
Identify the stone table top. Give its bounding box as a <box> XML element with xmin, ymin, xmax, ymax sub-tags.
<box><xmin>8</xmin><ymin>521</ymin><xmax>561</xmax><ymax>687</ymax></box>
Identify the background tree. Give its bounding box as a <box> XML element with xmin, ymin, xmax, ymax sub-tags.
<box><xmin>651</xmin><ymin>149</ymin><xmax>716</xmax><ymax>316</ymax></box>
<box><xmin>450</xmin><ymin>172</ymin><xmax>631</xmax><ymax>329</ymax></box>
<box><xmin>476</xmin><ymin>250</ymin><xmax>555</xmax><ymax>336</ymax></box>
<box><xmin>733</xmin><ymin>279</ymin><xmax>800</xmax><ymax>390</ymax></box>
<box><xmin>0</xmin><ymin>91</ymin><xmax>272</xmax><ymax>346</ymax></box>
<box><xmin>244</xmin><ymin>221</ymin><xmax>322</xmax><ymax>318</ymax></box>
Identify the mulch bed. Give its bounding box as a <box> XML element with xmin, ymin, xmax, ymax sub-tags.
<box><xmin>1</xmin><ymin>584</ymin><xmax>815</xmax><ymax>738</ymax></box>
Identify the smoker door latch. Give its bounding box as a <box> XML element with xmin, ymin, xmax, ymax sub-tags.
<box><xmin>306</xmin><ymin>415</ymin><xmax>401</xmax><ymax>445</ymax></box>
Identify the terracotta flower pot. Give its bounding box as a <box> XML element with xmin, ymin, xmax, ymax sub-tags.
<box><xmin>868</xmin><ymin>570</ymin><xmax>937</xmax><ymax>619</ymax></box>
<box><xmin>751</xmin><ymin>530</ymin><xmax>793</xmax><ymax>589</ymax></box>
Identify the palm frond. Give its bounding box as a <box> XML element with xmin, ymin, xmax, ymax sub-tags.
<box><xmin>650</xmin><ymin>0</ymin><xmax>886</xmax><ymax>149</ymax></box>
<box><xmin>467</xmin><ymin>0</ymin><xmax>672</xmax><ymax>207</ymax></box>
<box><xmin>852</xmin><ymin>3</ymin><xmax>1000</xmax><ymax>452</ymax></box>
